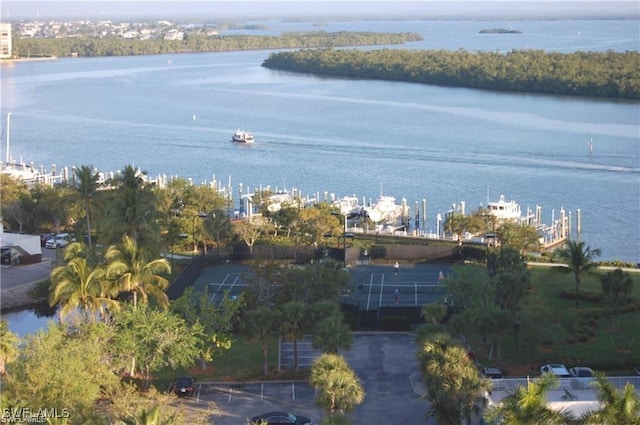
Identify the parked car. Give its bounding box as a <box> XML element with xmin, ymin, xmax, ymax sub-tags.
<box><xmin>1</xmin><ymin>247</ymin><xmax>12</xmax><ymax>265</ymax></box>
<box><xmin>569</xmin><ymin>366</ymin><xmax>594</xmax><ymax>378</ymax></box>
<box><xmin>45</xmin><ymin>233</ymin><xmax>72</xmax><ymax>249</ymax></box>
<box><xmin>540</xmin><ymin>363</ymin><xmax>571</xmax><ymax>377</ymax></box>
<box><xmin>169</xmin><ymin>376</ymin><xmax>195</xmax><ymax>397</ymax></box>
<box><xmin>39</xmin><ymin>233</ymin><xmax>55</xmax><ymax>247</ymax></box>
<box><xmin>480</xmin><ymin>367</ymin><xmax>504</xmax><ymax>379</ymax></box>
<box><xmin>634</xmin><ymin>366</ymin><xmax>640</xmax><ymax>376</ymax></box>
<box><xmin>250</xmin><ymin>411</ymin><xmax>314</xmax><ymax>425</ymax></box>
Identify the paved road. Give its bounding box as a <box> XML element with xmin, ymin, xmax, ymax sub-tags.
<box><xmin>0</xmin><ymin>248</ymin><xmax>56</xmax><ymax>310</ymax></box>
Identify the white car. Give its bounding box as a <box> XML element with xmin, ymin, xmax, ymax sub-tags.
<box><xmin>540</xmin><ymin>363</ymin><xmax>571</xmax><ymax>377</ymax></box>
<box><xmin>45</xmin><ymin>233</ymin><xmax>72</xmax><ymax>249</ymax></box>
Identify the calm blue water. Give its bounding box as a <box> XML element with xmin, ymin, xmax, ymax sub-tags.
<box><xmin>1</xmin><ymin>19</ymin><xmax>639</xmax><ymax>273</ymax></box>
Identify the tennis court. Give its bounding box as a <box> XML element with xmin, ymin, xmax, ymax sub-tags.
<box><xmin>191</xmin><ymin>262</ymin><xmax>452</xmax><ymax>309</ymax></box>
<box><xmin>345</xmin><ymin>263</ymin><xmax>451</xmax><ymax>309</ymax></box>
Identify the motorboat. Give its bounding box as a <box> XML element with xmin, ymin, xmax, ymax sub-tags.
<box><xmin>232</xmin><ymin>129</ymin><xmax>254</xmax><ymax>143</ymax></box>
<box><xmin>333</xmin><ymin>195</ymin><xmax>363</xmax><ymax>217</ymax></box>
<box><xmin>486</xmin><ymin>194</ymin><xmax>522</xmax><ymax>221</ymax></box>
<box><xmin>364</xmin><ymin>195</ymin><xmax>403</xmax><ymax>223</ymax></box>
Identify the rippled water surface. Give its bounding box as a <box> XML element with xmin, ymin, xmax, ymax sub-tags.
<box><xmin>1</xmin><ymin>19</ymin><xmax>638</xmax><ymax>263</ymax></box>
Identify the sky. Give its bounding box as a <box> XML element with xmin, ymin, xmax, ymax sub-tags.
<box><xmin>1</xmin><ymin>1</ymin><xmax>638</xmax><ymax>21</ymax></box>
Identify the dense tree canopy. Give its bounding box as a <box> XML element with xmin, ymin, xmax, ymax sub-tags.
<box><xmin>262</xmin><ymin>48</ymin><xmax>640</xmax><ymax>99</ymax></box>
<box><xmin>10</xmin><ymin>31</ymin><xmax>422</xmax><ymax>58</ymax></box>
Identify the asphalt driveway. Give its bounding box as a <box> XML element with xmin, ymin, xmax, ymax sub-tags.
<box><xmin>198</xmin><ymin>332</ymin><xmax>434</xmax><ymax>425</ymax></box>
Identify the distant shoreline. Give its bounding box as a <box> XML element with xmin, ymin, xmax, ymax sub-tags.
<box><xmin>0</xmin><ymin>56</ymin><xmax>58</xmax><ymax>64</ymax></box>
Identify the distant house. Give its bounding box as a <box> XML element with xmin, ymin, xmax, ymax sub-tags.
<box><xmin>0</xmin><ymin>23</ymin><xmax>12</xmax><ymax>58</ymax></box>
<box><xmin>163</xmin><ymin>29</ymin><xmax>184</xmax><ymax>41</ymax></box>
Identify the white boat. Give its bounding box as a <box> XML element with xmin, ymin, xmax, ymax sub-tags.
<box><xmin>232</xmin><ymin>129</ymin><xmax>254</xmax><ymax>143</ymax></box>
<box><xmin>364</xmin><ymin>195</ymin><xmax>403</xmax><ymax>223</ymax></box>
<box><xmin>333</xmin><ymin>195</ymin><xmax>363</xmax><ymax>217</ymax></box>
<box><xmin>1</xmin><ymin>112</ymin><xmax>39</xmax><ymax>183</ymax></box>
<box><xmin>486</xmin><ymin>194</ymin><xmax>522</xmax><ymax>221</ymax></box>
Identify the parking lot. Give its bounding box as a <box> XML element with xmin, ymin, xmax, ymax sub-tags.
<box><xmin>186</xmin><ymin>333</ymin><xmax>434</xmax><ymax>425</ymax></box>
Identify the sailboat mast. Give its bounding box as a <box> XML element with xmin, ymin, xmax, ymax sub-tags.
<box><xmin>5</xmin><ymin>112</ymin><xmax>11</xmax><ymax>163</ymax></box>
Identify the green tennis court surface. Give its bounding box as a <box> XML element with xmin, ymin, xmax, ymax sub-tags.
<box><xmin>191</xmin><ymin>263</ymin><xmax>453</xmax><ymax>308</ymax></box>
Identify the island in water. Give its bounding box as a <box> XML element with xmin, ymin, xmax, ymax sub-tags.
<box><xmin>479</xmin><ymin>28</ymin><xmax>523</xmax><ymax>34</ymax></box>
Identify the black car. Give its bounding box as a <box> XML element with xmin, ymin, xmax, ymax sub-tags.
<box><xmin>1</xmin><ymin>247</ymin><xmax>12</xmax><ymax>265</ymax></box>
<box><xmin>250</xmin><ymin>411</ymin><xmax>314</xmax><ymax>425</ymax></box>
<box><xmin>170</xmin><ymin>376</ymin><xmax>195</xmax><ymax>397</ymax></box>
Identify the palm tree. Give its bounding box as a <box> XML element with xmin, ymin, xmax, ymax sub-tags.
<box><xmin>310</xmin><ymin>353</ymin><xmax>365</xmax><ymax>415</ymax></box>
<box><xmin>0</xmin><ymin>320</ymin><xmax>20</xmax><ymax>375</ymax></box>
<box><xmin>279</xmin><ymin>301</ymin><xmax>307</xmax><ymax>372</ymax></box>
<box><xmin>49</xmin><ymin>256</ymin><xmax>120</xmax><ymax>322</ymax></box>
<box><xmin>103</xmin><ymin>165</ymin><xmax>160</xmax><ymax>248</ymax></box>
<box><xmin>117</xmin><ymin>404</ymin><xmax>176</xmax><ymax>425</ymax></box>
<box><xmin>554</xmin><ymin>239</ymin><xmax>601</xmax><ymax>308</ymax></box>
<box><xmin>420</xmin><ymin>338</ymin><xmax>492</xmax><ymax>425</ymax></box>
<box><xmin>105</xmin><ymin>235</ymin><xmax>171</xmax><ymax>309</ymax></box>
<box><xmin>311</xmin><ymin>315</ymin><xmax>353</xmax><ymax>354</ymax></box>
<box><xmin>203</xmin><ymin>208</ymin><xmax>232</xmax><ymax>255</ymax></box>
<box><xmin>580</xmin><ymin>373</ymin><xmax>640</xmax><ymax>424</ymax></box>
<box><xmin>73</xmin><ymin>165</ymin><xmax>101</xmax><ymax>249</ymax></box>
<box><xmin>242</xmin><ymin>306</ymin><xmax>282</xmax><ymax>376</ymax></box>
<box><xmin>485</xmin><ymin>373</ymin><xmax>573</xmax><ymax>424</ymax></box>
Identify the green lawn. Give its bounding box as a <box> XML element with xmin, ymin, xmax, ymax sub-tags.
<box><xmin>152</xmin><ymin>336</ymin><xmax>308</xmax><ymax>391</ymax></box>
<box><xmin>152</xmin><ymin>263</ymin><xmax>640</xmax><ymax>386</ymax></box>
<box><xmin>470</xmin><ymin>266</ymin><xmax>640</xmax><ymax>376</ymax></box>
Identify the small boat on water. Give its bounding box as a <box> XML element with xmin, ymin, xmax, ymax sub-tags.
<box><xmin>232</xmin><ymin>129</ymin><xmax>254</xmax><ymax>143</ymax></box>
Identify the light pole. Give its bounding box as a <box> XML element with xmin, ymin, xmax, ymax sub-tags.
<box><xmin>170</xmin><ymin>233</ymin><xmax>188</xmax><ymax>282</ymax></box>
<box><xmin>192</xmin><ymin>212</ymin><xmax>208</xmax><ymax>259</ymax></box>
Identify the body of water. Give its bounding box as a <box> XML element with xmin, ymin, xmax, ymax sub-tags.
<box><xmin>1</xmin><ymin>19</ymin><xmax>638</xmax><ymax>270</ymax></box>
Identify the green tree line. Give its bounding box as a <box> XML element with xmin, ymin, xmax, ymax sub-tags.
<box><xmin>10</xmin><ymin>31</ymin><xmax>422</xmax><ymax>58</ymax></box>
<box><xmin>261</xmin><ymin>48</ymin><xmax>640</xmax><ymax>99</ymax></box>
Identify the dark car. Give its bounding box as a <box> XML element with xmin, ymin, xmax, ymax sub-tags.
<box><xmin>1</xmin><ymin>247</ymin><xmax>12</xmax><ymax>265</ymax></box>
<box><xmin>634</xmin><ymin>366</ymin><xmax>640</xmax><ymax>376</ymax></box>
<box><xmin>250</xmin><ymin>411</ymin><xmax>314</xmax><ymax>425</ymax></box>
<box><xmin>40</xmin><ymin>233</ymin><xmax>56</xmax><ymax>247</ymax></box>
<box><xmin>170</xmin><ymin>376</ymin><xmax>195</xmax><ymax>397</ymax></box>
<box><xmin>480</xmin><ymin>367</ymin><xmax>504</xmax><ymax>379</ymax></box>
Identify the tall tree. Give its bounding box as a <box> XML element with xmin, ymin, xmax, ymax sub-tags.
<box><xmin>241</xmin><ymin>306</ymin><xmax>282</xmax><ymax>376</ymax></box>
<box><xmin>600</xmin><ymin>268</ymin><xmax>634</xmax><ymax>307</ymax></box>
<box><xmin>309</xmin><ymin>353</ymin><xmax>365</xmax><ymax>415</ymax></box>
<box><xmin>485</xmin><ymin>373</ymin><xmax>573</xmax><ymax>424</ymax></box>
<box><xmin>202</xmin><ymin>208</ymin><xmax>233</xmax><ymax>253</ymax></box>
<box><xmin>49</xmin><ymin>256</ymin><xmax>119</xmax><ymax>322</ymax></box>
<box><xmin>279</xmin><ymin>301</ymin><xmax>307</xmax><ymax>372</ymax></box>
<box><xmin>580</xmin><ymin>373</ymin><xmax>640</xmax><ymax>425</ymax></box>
<box><xmin>311</xmin><ymin>315</ymin><xmax>353</xmax><ymax>354</ymax></box>
<box><xmin>102</xmin><ymin>165</ymin><xmax>160</xmax><ymax>248</ymax></box>
<box><xmin>111</xmin><ymin>304</ymin><xmax>206</xmax><ymax>385</ymax></box>
<box><xmin>105</xmin><ymin>235</ymin><xmax>171</xmax><ymax>309</ymax></box>
<box><xmin>0</xmin><ymin>320</ymin><xmax>20</xmax><ymax>375</ymax></box>
<box><xmin>419</xmin><ymin>338</ymin><xmax>492</xmax><ymax>425</ymax></box>
<box><xmin>170</xmin><ymin>288</ymin><xmax>243</xmax><ymax>369</ymax></box>
<box><xmin>1</xmin><ymin>322</ymin><xmax>120</xmax><ymax>423</ymax></box>
<box><xmin>73</xmin><ymin>165</ymin><xmax>101</xmax><ymax>249</ymax></box>
<box><xmin>554</xmin><ymin>239</ymin><xmax>601</xmax><ymax>308</ymax></box>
